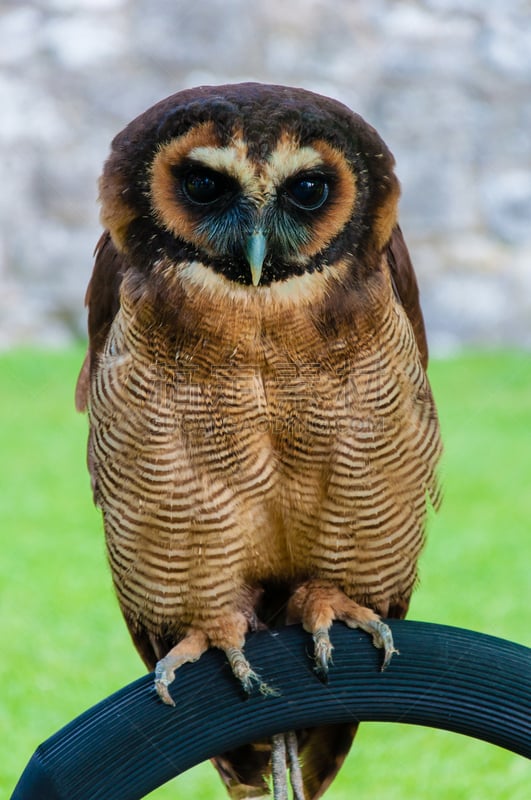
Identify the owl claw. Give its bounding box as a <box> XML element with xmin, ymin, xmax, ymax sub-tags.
<box><xmin>225</xmin><ymin>646</ymin><xmax>278</xmax><ymax>696</ymax></box>
<box><xmin>313</xmin><ymin>627</ymin><xmax>333</xmax><ymax>681</ymax></box>
<box><xmin>363</xmin><ymin>619</ymin><xmax>399</xmax><ymax>670</ymax></box>
<box><xmin>154</xmin><ymin>628</ymin><xmax>209</xmax><ymax>706</ymax></box>
<box><xmin>154</xmin><ymin>659</ymin><xmax>177</xmax><ymax>706</ymax></box>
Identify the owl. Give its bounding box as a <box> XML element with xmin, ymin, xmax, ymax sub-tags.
<box><xmin>76</xmin><ymin>83</ymin><xmax>441</xmax><ymax>800</ymax></box>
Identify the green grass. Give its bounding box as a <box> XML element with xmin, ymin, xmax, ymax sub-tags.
<box><xmin>1</xmin><ymin>347</ymin><xmax>530</xmax><ymax>798</ymax></box>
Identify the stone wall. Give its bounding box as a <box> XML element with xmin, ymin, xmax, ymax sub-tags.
<box><xmin>1</xmin><ymin>0</ymin><xmax>530</xmax><ymax>350</ymax></box>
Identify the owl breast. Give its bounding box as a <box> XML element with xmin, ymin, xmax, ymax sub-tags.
<box><xmin>88</xmin><ymin>266</ymin><xmax>439</xmax><ymax>633</ymax></box>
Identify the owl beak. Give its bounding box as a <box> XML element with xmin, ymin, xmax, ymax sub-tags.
<box><xmin>244</xmin><ymin>229</ymin><xmax>267</xmax><ymax>286</ymax></box>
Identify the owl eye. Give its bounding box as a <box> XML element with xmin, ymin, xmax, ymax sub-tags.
<box><xmin>182</xmin><ymin>167</ymin><xmax>237</xmax><ymax>205</ymax></box>
<box><xmin>284</xmin><ymin>173</ymin><xmax>330</xmax><ymax>210</ymax></box>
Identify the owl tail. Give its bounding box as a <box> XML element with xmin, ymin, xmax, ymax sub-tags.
<box><xmin>212</xmin><ymin>722</ymin><xmax>358</xmax><ymax>800</ymax></box>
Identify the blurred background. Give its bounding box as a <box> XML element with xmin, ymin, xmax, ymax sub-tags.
<box><xmin>2</xmin><ymin>2</ymin><xmax>530</xmax><ymax>799</ymax></box>
<box><xmin>1</xmin><ymin>0</ymin><xmax>531</xmax><ymax>352</ymax></box>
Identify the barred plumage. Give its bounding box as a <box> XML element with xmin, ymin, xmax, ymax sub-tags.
<box><xmin>77</xmin><ymin>83</ymin><xmax>441</xmax><ymax>800</ymax></box>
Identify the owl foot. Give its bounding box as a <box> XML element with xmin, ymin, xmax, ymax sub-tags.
<box><xmin>271</xmin><ymin>731</ymin><xmax>305</xmax><ymax>800</ymax></box>
<box><xmin>287</xmin><ymin>580</ymin><xmax>398</xmax><ymax>676</ymax></box>
<box><xmin>155</xmin><ymin>628</ymin><xmax>209</xmax><ymax>706</ymax></box>
<box><xmin>155</xmin><ymin>616</ymin><xmax>276</xmax><ymax>705</ymax></box>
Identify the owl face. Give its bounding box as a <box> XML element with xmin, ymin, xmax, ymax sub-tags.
<box><xmin>99</xmin><ymin>83</ymin><xmax>400</xmax><ymax>291</ymax></box>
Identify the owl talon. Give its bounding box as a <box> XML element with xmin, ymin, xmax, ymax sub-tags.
<box><xmin>313</xmin><ymin>627</ymin><xmax>333</xmax><ymax>680</ymax></box>
<box><xmin>154</xmin><ymin>659</ymin><xmax>177</xmax><ymax>706</ymax></box>
<box><xmin>364</xmin><ymin>619</ymin><xmax>399</xmax><ymax>670</ymax></box>
<box><xmin>154</xmin><ymin>628</ymin><xmax>209</xmax><ymax>706</ymax></box>
<box><xmin>225</xmin><ymin>646</ymin><xmax>277</xmax><ymax>696</ymax></box>
<box><xmin>155</xmin><ymin>679</ymin><xmax>176</xmax><ymax>707</ymax></box>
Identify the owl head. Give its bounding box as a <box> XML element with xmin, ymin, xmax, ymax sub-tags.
<box><xmin>99</xmin><ymin>83</ymin><xmax>400</xmax><ymax>292</ymax></box>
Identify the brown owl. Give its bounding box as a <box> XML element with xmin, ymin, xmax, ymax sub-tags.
<box><xmin>76</xmin><ymin>83</ymin><xmax>441</xmax><ymax>800</ymax></box>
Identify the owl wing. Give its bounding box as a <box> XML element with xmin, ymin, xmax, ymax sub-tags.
<box><xmin>386</xmin><ymin>225</ymin><xmax>429</xmax><ymax>370</ymax></box>
<box><xmin>75</xmin><ymin>232</ymin><xmax>129</xmax><ymax>513</ymax></box>
<box><xmin>75</xmin><ymin>232</ymin><xmax>126</xmax><ymax>412</ymax></box>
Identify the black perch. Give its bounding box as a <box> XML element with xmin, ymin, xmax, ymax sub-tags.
<box><xmin>12</xmin><ymin>620</ymin><xmax>531</xmax><ymax>800</ymax></box>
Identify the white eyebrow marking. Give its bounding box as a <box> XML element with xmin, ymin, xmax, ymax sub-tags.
<box><xmin>186</xmin><ymin>136</ymin><xmax>325</xmax><ymax>200</ymax></box>
<box><xmin>265</xmin><ymin>142</ymin><xmax>324</xmax><ymax>185</ymax></box>
<box><xmin>187</xmin><ymin>140</ymin><xmax>257</xmax><ymax>192</ymax></box>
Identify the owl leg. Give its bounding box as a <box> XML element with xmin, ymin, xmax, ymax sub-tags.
<box><xmin>286</xmin><ymin>730</ymin><xmax>305</xmax><ymax>800</ymax></box>
<box><xmin>287</xmin><ymin>580</ymin><xmax>398</xmax><ymax>678</ymax></box>
<box><xmin>271</xmin><ymin>732</ymin><xmax>305</xmax><ymax>800</ymax></box>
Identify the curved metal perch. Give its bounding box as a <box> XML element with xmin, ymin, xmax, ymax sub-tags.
<box><xmin>11</xmin><ymin>620</ymin><xmax>531</xmax><ymax>800</ymax></box>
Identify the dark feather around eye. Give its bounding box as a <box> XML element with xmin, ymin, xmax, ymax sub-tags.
<box><xmin>178</xmin><ymin>165</ymin><xmax>239</xmax><ymax>206</ymax></box>
<box><xmin>282</xmin><ymin>172</ymin><xmax>330</xmax><ymax>211</ymax></box>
